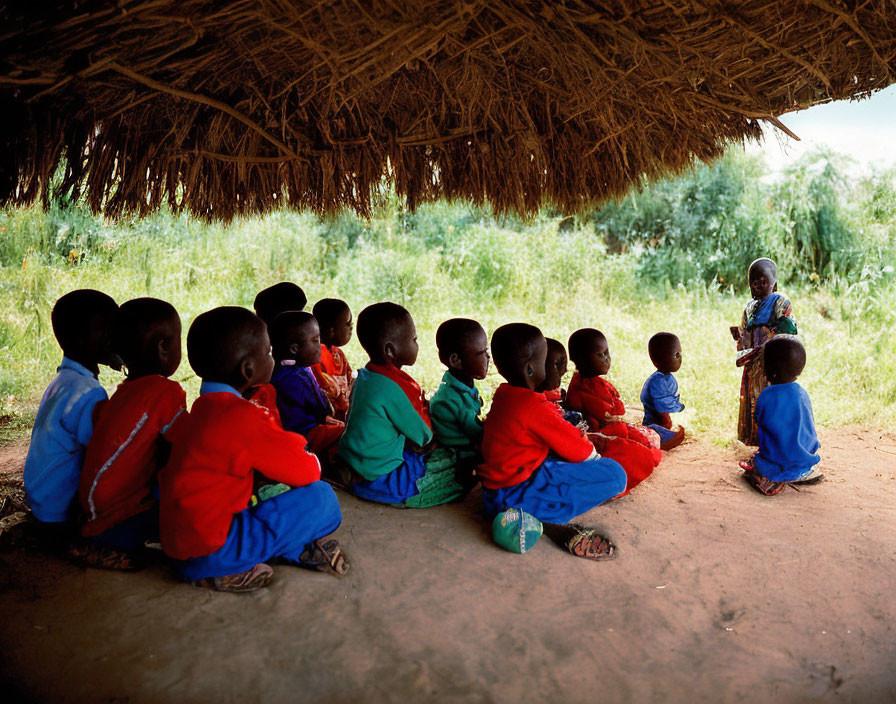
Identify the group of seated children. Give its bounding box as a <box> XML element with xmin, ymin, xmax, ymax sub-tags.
<box><xmin>23</xmin><ymin>256</ymin><xmax>822</xmax><ymax>588</ymax></box>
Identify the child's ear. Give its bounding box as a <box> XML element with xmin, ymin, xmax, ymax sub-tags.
<box><xmin>384</xmin><ymin>342</ymin><xmax>396</xmax><ymax>361</ymax></box>
<box><xmin>157</xmin><ymin>336</ymin><xmax>171</xmax><ymax>363</ymax></box>
<box><xmin>773</xmin><ymin>282</ymin><xmax>778</xmax><ymax>292</ymax></box>
<box><xmin>448</xmin><ymin>352</ymin><xmax>463</xmax><ymax>371</ymax></box>
<box><xmin>288</xmin><ymin>342</ymin><xmax>300</xmax><ymax>356</ymax></box>
<box><xmin>239</xmin><ymin>355</ymin><xmax>255</xmax><ymax>385</ymax></box>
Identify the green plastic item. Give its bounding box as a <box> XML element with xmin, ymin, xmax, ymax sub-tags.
<box><xmin>491</xmin><ymin>507</ymin><xmax>543</xmax><ymax>554</ymax></box>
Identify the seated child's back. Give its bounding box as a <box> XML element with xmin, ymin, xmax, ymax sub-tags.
<box><xmin>24</xmin><ymin>289</ymin><xmax>119</xmax><ymax>525</ymax></box>
<box><xmin>79</xmin><ymin>298</ymin><xmax>186</xmax><ymax>547</ymax></box>
<box><xmin>160</xmin><ymin>306</ymin><xmax>347</xmax><ymax>591</ymax></box>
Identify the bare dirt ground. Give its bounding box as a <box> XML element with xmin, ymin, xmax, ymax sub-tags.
<box><xmin>2</xmin><ymin>427</ymin><xmax>896</xmax><ymax>704</ymax></box>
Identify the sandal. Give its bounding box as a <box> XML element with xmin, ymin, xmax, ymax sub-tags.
<box><xmin>566</xmin><ymin>526</ymin><xmax>616</xmax><ymax>561</ymax></box>
<box><xmin>297</xmin><ymin>538</ymin><xmax>351</xmax><ymax>577</ymax></box>
<box><xmin>66</xmin><ymin>538</ymin><xmax>146</xmax><ymax>571</ymax></box>
<box><xmin>792</xmin><ymin>466</ymin><xmax>825</xmax><ymax>485</ymax></box>
<box><xmin>194</xmin><ymin>563</ymin><xmax>274</xmax><ymax>593</ymax></box>
<box><xmin>742</xmin><ymin>469</ymin><xmax>786</xmax><ymax>496</ymax></box>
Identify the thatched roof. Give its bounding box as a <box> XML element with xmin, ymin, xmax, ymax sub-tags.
<box><xmin>2</xmin><ymin>1</ymin><xmax>895</xmax><ymax>221</ymax></box>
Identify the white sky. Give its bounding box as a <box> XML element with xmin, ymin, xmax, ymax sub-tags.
<box><xmin>742</xmin><ymin>83</ymin><xmax>896</xmax><ymax>173</ymax></box>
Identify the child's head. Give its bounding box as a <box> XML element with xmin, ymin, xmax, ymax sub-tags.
<box><xmin>490</xmin><ymin>323</ymin><xmax>547</xmax><ymax>390</ymax></box>
<box><xmin>269</xmin><ymin>311</ymin><xmax>321</xmax><ymax>366</ymax></box>
<box><xmin>435</xmin><ymin>318</ymin><xmax>489</xmax><ymax>382</ymax></box>
<box><xmin>253</xmin><ymin>282</ymin><xmax>307</xmax><ymax>326</ymax></box>
<box><xmin>568</xmin><ymin>328</ymin><xmax>610</xmax><ymax>377</ymax></box>
<box><xmin>312</xmin><ymin>298</ymin><xmax>353</xmax><ymax>347</ymax></box>
<box><xmin>763</xmin><ymin>335</ymin><xmax>806</xmax><ymax>385</ymax></box>
<box><xmin>748</xmin><ymin>258</ymin><xmax>777</xmax><ymax>300</ymax></box>
<box><xmin>114</xmin><ymin>298</ymin><xmax>182</xmax><ymax>378</ymax></box>
<box><xmin>538</xmin><ymin>338</ymin><xmax>568</xmax><ymax>392</ymax></box>
<box><xmin>51</xmin><ymin>289</ymin><xmax>119</xmax><ymax>373</ymax></box>
<box><xmin>187</xmin><ymin>306</ymin><xmax>273</xmax><ymax>392</ymax></box>
<box><xmin>648</xmin><ymin>332</ymin><xmax>682</xmax><ymax>375</ymax></box>
<box><xmin>356</xmin><ymin>302</ymin><xmax>418</xmax><ymax>368</ymax></box>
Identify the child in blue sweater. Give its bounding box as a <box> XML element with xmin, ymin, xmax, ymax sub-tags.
<box><xmin>24</xmin><ymin>289</ymin><xmax>119</xmax><ymax>543</ymax></box>
<box><xmin>740</xmin><ymin>335</ymin><xmax>823</xmax><ymax>495</ymax></box>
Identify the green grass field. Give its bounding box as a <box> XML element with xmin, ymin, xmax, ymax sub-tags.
<box><xmin>2</xmin><ymin>189</ymin><xmax>894</xmax><ymax>444</ymax></box>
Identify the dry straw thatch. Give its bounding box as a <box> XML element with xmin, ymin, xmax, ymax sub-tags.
<box><xmin>2</xmin><ymin>1</ymin><xmax>895</xmax><ymax>221</ymax></box>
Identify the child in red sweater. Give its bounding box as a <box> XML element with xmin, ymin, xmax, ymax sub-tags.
<box><xmin>159</xmin><ymin>306</ymin><xmax>348</xmax><ymax>592</ymax></box>
<box><xmin>566</xmin><ymin>328</ymin><xmax>666</xmax><ymax>452</ymax></box>
<box><xmin>479</xmin><ymin>323</ymin><xmax>627</xmax><ymax>560</ymax></box>
<box><xmin>74</xmin><ymin>298</ymin><xmax>186</xmax><ymax>570</ymax></box>
<box><xmin>312</xmin><ymin>298</ymin><xmax>354</xmax><ymax>421</ymax></box>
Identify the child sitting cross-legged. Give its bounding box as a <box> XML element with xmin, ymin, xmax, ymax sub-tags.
<box><xmin>739</xmin><ymin>335</ymin><xmax>823</xmax><ymax>496</ymax></box>
<box><xmin>159</xmin><ymin>306</ymin><xmax>348</xmax><ymax>593</ymax></box>
<box><xmin>640</xmin><ymin>332</ymin><xmax>686</xmax><ymax>450</ymax></box>
<box><xmin>429</xmin><ymin>318</ymin><xmax>490</xmax><ymax>489</ymax></box>
<box><xmin>566</xmin><ymin>328</ymin><xmax>666</xmax><ymax>449</ymax></box>
<box><xmin>24</xmin><ymin>289</ymin><xmax>120</xmax><ymax>549</ymax></box>
<box><xmin>312</xmin><ymin>298</ymin><xmax>354</xmax><ymax>421</ymax></box>
<box><xmin>338</xmin><ymin>302</ymin><xmax>465</xmax><ymax>508</ymax></box>
<box><xmin>479</xmin><ymin>323</ymin><xmax>628</xmax><ymax>560</ymax></box>
<box><xmin>73</xmin><ymin>298</ymin><xmax>187</xmax><ymax>570</ymax></box>
<box><xmin>269</xmin><ymin>311</ymin><xmax>344</xmax><ymax>462</ymax></box>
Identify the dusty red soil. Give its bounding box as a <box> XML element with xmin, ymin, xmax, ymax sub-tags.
<box><xmin>1</xmin><ymin>428</ymin><xmax>895</xmax><ymax>703</ymax></box>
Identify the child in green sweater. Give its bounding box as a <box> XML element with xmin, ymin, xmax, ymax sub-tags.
<box><xmin>337</xmin><ymin>302</ymin><xmax>465</xmax><ymax>508</ymax></box>
<box><xmin>429</xmin><ymin>318</ymin><xmax>489</xmax><ymax>488</ymax></box>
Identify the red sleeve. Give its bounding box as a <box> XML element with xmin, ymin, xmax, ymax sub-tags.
<box><xmin>243</xmin><ymin>404</ymin><xmax>321</xmax><ymax>487</ymax></box>
<box><xmin>530</xmin><ymin>400</ymin><xmax>594</xmax><ymax>463</ymax></box>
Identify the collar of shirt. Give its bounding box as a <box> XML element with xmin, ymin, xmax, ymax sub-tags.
<box><xmin>59</xmin><ymin>356</ymin><xmax>99</xmax><ymax>379</ymax></box>
<box><xmin>441</xmin><ymin>370</ymin><xmax>480</xmax><ymax>399</ymax></box>
<box><xmin>199</xmin><ymin>380</ymin><xmax>242</xmax><ymax>397</ymax></box>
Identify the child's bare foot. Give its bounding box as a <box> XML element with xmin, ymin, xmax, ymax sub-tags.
<box><xmin>660</xmin><ymin>426</ymin><xmax>685</xmax><ymax>451</ymax></box>
<box><xmin>194</xmin><ymin>563</ymin><xmax>274</xmax><ymax>592</ymax></box>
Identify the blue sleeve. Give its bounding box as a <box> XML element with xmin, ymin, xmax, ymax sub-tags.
<box><xmin>647</xmin><ymin>374</ymin><xmax>684</xmax><ymax>413</ymax></box>
<box><xmin>68</xmin><ymin>386</ymin><xmax>108</xmax><ymax>448</ymax></box>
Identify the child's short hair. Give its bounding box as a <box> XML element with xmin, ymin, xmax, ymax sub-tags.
<box><xmin>545</xmin><ymin>338</ymin><xmax>566</xmax><ymax>361</ymax></box>
<box><xmin>312</xmin><ymin>298</ymin><xmax>350</xmax><ymax>327</ymax></box>
<box><xmin>749</xmin><ymin>257</ymin><xmax>777</xmax><ymax>279</ymax></box>
<box><xmin>114</xmin><ymin>298</ymin><xmax>179</xmax><ymax>367</ymax></box>
<box><xmin>269</xmin><ymin>310</ymin><xmax>317</xmax><ymax>358</ymax></box>
<box><xmin>254</xmin><ymin>282</ymin><xmax>307</xmax><ymax>325</ymax></box>
<box><xmin>567</xmin><ymin>328</ymin><xmax>606</xmax><ymax>367</ymax></box>
<box><xmin>435</xmin><ymin>318</ymin><xmax>485</xmax><ymax>365</ymax></box>
<box><xmin>647</xmin><ymin>332</ymin><xmax>679</xmax><ymax>366</ymax></box>
<box><xmin>51</xmin><ymin>289</ymin><xmax>118</xmax><ymax>350</ymax></box>
<box><xmin>763</xmin><ymin>335</ymin><xmax>806</xmax><ymax>382</ymax></box>
<box><xmin>187</xmin><ymin>307</ymin><xmax>265</xmax><ymax>382</ymax></box>
<box><xmin>356</xmin><ymin>302</ymin><xmax>410</xmax><ymax>358</ymax></box>
<box><xmin>490</xmin><ymin>323</ymin><xmax>544</xmax><ymax>377</ymax></box>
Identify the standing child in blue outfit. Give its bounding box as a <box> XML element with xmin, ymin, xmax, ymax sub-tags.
<box><xmin>338</xmin><ymin>302</ymin><xmax>466</xmax><ymax>508</ymax></box>
<box><xmin>739</xmin><ymin>336</ymin><xmax>823</xmax><ymax>496</ymax></box>
<box><xmin>269</xmin><ymin>311</ymin><xmax>344</xmax><ymax>461</ymax></box>
<box><xmin>159</xmin><ymin>306</ymin><xmax>348</xmax><ymax>593</ymax></box>
<box><xmin>24</xmin><ymin>289</ymin><xmax>119</xmax><ymax>547</ymax></box>
<box><xmin>479</xmin><ymin>323</ymin><xmax>628</xmax><ymax>560</ymax></box>
<box><xmin>430</xmin><ymin>318</ymin><xmax>490</xmax><ymax>489</ymax></box>
<box><xmin>640</xmin><ymin>332</ymin><xmax>686</xmax><ymax>450</ymax></box>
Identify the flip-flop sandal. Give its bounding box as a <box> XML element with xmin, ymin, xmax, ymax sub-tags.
<box><xmin>738</xmin><ymin>459</ymin><xmax>755</xmax><ymax>472</ymax></box>
<box><xmin>566</xmin><ymin>527</ymin><xmax>616</xmax><ymax>561</ymax></box>
<box><xmin>743</xmin><ymin>469</ymin><xmax>786</xmax><ymax>496</ymax></box>
<box><xmin>791</xmin><ymin>467</ymin><xmax>825</xmax><ymax>485</ymax></box>
<box><xmin>297</xmin><ymin>538</ymin><xmax>351</xmax><ymax>577</ymax></box>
